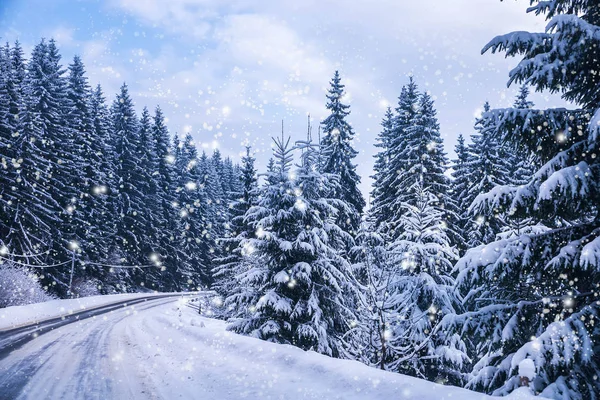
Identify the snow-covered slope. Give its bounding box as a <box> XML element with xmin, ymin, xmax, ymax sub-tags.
<box><xmin>0</xmin><ymin>295</ymin><xmax>542</xmax><ymax>399</ymax></box>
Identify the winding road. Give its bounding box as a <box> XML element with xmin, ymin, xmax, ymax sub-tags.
<box><xmin>0</xmin><ymin>294</ymin><xmax>196</xmax><ymax>399</ymax></box>
<box><xmin>0</xmin><ymin>293</ymin><xmax>532</xmax><ymax>400</ymax></box>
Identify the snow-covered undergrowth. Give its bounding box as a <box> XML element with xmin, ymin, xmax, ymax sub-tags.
<box><xmin>0</xmin><ymin>263</ymin><xmax>55</xmax><ymax>308</ymax></box>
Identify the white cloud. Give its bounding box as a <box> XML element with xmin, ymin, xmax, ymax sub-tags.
<box><xmin>48</xmin><ymin>26</ymin><xmax>75</xmax><ymax>47</ymax></box>
<box><xmin>88</xmin><ymin>0</ymin><xmax>559</xmax><ymax>195</ymax></box>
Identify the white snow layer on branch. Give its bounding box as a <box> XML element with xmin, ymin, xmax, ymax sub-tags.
<box><xmin>580</xmin><ymin>236</ymin><xmax>600</xmax><ymax>271</ymax></box>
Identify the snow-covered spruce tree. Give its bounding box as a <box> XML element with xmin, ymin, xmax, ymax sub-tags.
<box><xmin>514</xmin><ymin>84</ymin><xmax>534</xmax><ymax>111</ymax></box>
<box><xmin>201</xmin><ymin>150</ymin><xmax>228</xmax><ymax>243</ymax></box>
<box><xmin>17</xmin><ymin>40</ymin><xmax>68</xmax><ymax>290</ymax></box>
<box><xmin>451</xmin><ymin>2</ymin><xmax>600</xmax><ymax>398</ymax></box>
<box><xmin>370</xmin><ymin>107</ymin><xmax>395</xmax><ymax>233</ymax></box>
<box><xmin>385</xmin><ymin>183</ymin><xmax>466</xmax><ymax>384</ymax></box>
<box><xmin>507</xmin><ymin>85</ymin><xmax>537</xmax><ymax>187</ymax></box>
<box><xmin>462</xmin><ymin>102</ymin><xmax>511</xmax><ymax>247</ymax></box>
<box><xmin>65</xmin><ymin>56</ymin><xmax>114</xmax><ymax>283</ymax></box>
<box><xmin>44</xmin><ymin>40</ymin><xmax>89</xmax><ymax>280</ymax></box>
<box><xmin>388</xmin><ymin>90</ymin><xmax>453</xmax><ymax>244</ymax></box>
<box><xmin>496</xmin><ymin>86</ymin><xmax>540</xmax><ymax>239</ymax></box>
<box><xmin>450</xmin><ymin>134</ymin><xmax>472</xmax><ymax>255</ymax></box>
<box><xmin>0</xmin><ymin>43</ymin><xmax>17</xmax><ymax>249</ymax></box>
<box><xmin>87</xmin><ymin>84</ymin><xmax>123</xmax><ymax>290</ymax></box>
<box><xmin>111</xmin><ymin>83</ymin><xmax>155</xmax><ymax>287</ymax></box>
<box><xmin>227</xmin><ymin>134</ymin><xmax>356</xmax><ymax>357</ymax></box>
<box><xmin>173</xmin><ymin>133</ymin><xmax>212</xmax><ymax>287</ymax></box>
<box><xmin>150</xmin><ymin>106</ymin><xmax>182</xmax><ymax>290</ymax></box>
<box><xmin>319</xmin><ymin>71</ymin><xmax>365</xmax><ymax>235</ymax></box>
<box><xmin>133</xmin><ymin>107</ymin><xmax>164</xmax><ymax>288</ymax></box>
<box><xmin>371</xmin><ymin>79</ymin><xmax>452</xmax><ymax>243</ymax></box>
<box><xmin>371</xmin><ymin>79</ymin><xmax>420</xmax><ymax>239</ymax></box>
<box><xmin>213</xmin><ymin>146</ymin><xmax>259</xmax><ymax>300</ymax></box>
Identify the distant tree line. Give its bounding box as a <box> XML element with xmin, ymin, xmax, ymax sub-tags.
<box><xmin>0</xmin><ymin>39</ymin><xmax>241</xmax><ymax>296</ymax></box>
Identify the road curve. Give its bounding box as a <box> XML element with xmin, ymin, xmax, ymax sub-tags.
<box><xmin>0</xmin><ymin>294</ymin><xmax>194</xmax><ymax>399</ymax></box>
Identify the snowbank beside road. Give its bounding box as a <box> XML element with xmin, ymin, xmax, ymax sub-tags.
<box><xmin>0</xmin><ymin>295</ymin><xmax>543</xmax><ymax>399</ymax></box>
<box><xmin>0</xmin><ymin>292</ymin><xmax>190</xmax><ymax>330</ymax></box>
<box><xmin>113</xmin><ymin>299</ymin><xmax>541</xmax><ymax>400</ymax></box>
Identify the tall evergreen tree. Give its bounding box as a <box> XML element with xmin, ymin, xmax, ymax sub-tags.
<box><xmin>86</xmin><ymin>84</ymin><xmax>122</xmax><ymax>289</ymax></box>
<box><xmin>451</xmin><ymin>2</ymin><xmax>600</xmax><ymax>397</ymax></box>
<box><xmin>65</xmin><ymin>56</ymin><xmax>112</xmax><ymax>271</ymax></box>
<box><xmin>320</xmin><ymin>71</ymin><xmax>365</xmax><ymax>235</ymax></box>
<box><xmin>44</xmin><ymin>41</ymin><xmax>87</xmax><ymax>282</ymax></box>
<box><xmin>0</xmin><ymin>43</ymin><xmax>16</xmax><ymax>249</ymax></box>
<box><xmin>150</xmin><ymin>106</ymin><xmax>180</xmax><ymax>290</ymax></box>
<box><xmin>450</xmin><ymin>134</ymin><xmax>471</xmax><ymax>255</ymax></box>
<box><xmin>462</xmin><ymin>102</ymin><xmax>511</xmax><ymax>247</ymax></box>
<box><xmin>213</xmin><ymin>146</ymin><xmax>258</xmax><ymax>299</ymax></box>
<box><xmin>370</xmin><ymin>107</ymin><xmax>395</xmax><ymax>230</ymax></box>
<box><xmin>379</xmin><ymin>84</ymin><xmax>451</xmax><ymax>242</ymax></box>
<box><xmin>111</xmin><ymin>83</ymin><xmax>154</xmax><ymax>285</ymax></box>
<box><xmin>18</xmin><ymin>39</ymin><xmax>70</xmax><ymax>291</ymax></box>
<box><xmin>371</xmin><ymin>78</ymin><xmax>420</xmax><ymax>240</ymax></box>
<box><xmin>227</xmin><ymin>134</ymin><xmax>356</xmax><ymax>357</ymax></box>
<box><xmin>172</xmin><ymin>133</ymin><xmax>211</xmax><ymax>287</ymax></box>
<box><xmin>386</xmin><ymin>183</ymin><xmax>465</xmax><ymax>383</ymax></box>
<box><xmin>507</xmin><ymin>85</ymin><xmax>536</xmax><ymax>186</ymax></box>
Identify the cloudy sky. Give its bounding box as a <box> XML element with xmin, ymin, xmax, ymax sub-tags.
<box><xmin>0</xmin><ymin>0</ymin><xmax>564</xmax><ymax>200</ymax></box>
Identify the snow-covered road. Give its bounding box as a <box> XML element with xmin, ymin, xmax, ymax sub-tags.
<box><xmin>0</xmin><ymin>296</ymin><xmax>539</xmax><ymax>400</ymax></box>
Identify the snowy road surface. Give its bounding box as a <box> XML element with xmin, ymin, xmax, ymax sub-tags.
<box><xmin>0</xmin><ymin>296</ymin><xmax>539</xmax><ymax>400</ymax></box>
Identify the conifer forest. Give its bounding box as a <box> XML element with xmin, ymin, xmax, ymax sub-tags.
<box><xmin>0</xmin><ymin>1</ymin><xmax>598</xmax><ymax>399</ymax></box>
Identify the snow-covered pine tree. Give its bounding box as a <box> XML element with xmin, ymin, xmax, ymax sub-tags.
<box><xmin>87</xmin><ymin>84</ymin><xmax>123</xmax><ymax>289</ymax></box>
<box><xmin>132</xmin><ymin>107</ymin><xmax>164</xmax><ymax>288</ymax></box>
<box><xmin>44</xmin><ymin>41</ymin><xmax>89</xmax><ymax>284</ymax></box>
<box><xmin>111</xmin><ymin>83</ymin><xmax>154</xmax><ymax>285</ymax></box>
<box><xmin>513</xmin><ymin>84</ymin><xmax>534</xmax><ymax>110</ymax></box>
<box><xmin>319</xmin><ymin>71</ymin><xmax>365</xmax><ymax>235</ymax></box>
<box><xmin>452</xmin><ymin>2</ymin><xmax>600</xmax><ymax>397</ymax></box>
<box><xmin>212</xmin><ymin>146</ymin><xmax>258</xmax><ymax>300</ymax></box>
<box><xmin>265</xmin><ymin>157</ymin><xmax>278</xmax><ymax>186</ymax></box>
<box><xmin>221</xmin><ymin>157</ymin><xmax>241</xmax><ymax>206</ymax></box>
<box><xmin>204</xmin><ymin>149</ymin><xmax>228</xmax><ymax>243</ymax></box>
<box><xmin>507</xmin><ymin>85</ymin><xmax>537</xmax><ymax>187</ymax></box>
<box><xmin>227</xmin><ymin>133</ymin><xmax>356</xmax><ymax>357</ymax></box>
<box><xmin>151</xmin><ymin>106</ymin><xmax>181</xmax><ymax>290</ymax></box>
<box><xmin>65</xmin><ymin>56</ymin><xmax>113</xmax><ymax>283</ymax></box>
<box><xmin>4</xmin><ymin>42</ymin><xmax>27</xmax><ymax>231</ymax></box>
<box><xmin>370</xmin><ymin>107</ymin><xmax>395</xmax><ymax>232</ymax></box>
<box><xmin>462</xmin><ymin>102</ymin><xmax>511</xmax><ymax>247</ymax></box>
<box><xmin>385</xmin><ymin>88</ymin><xmax>453</xmax><ymax>243</ymax></box>
<box><xmin>0</xmin><ymin>43</ymin><xmax>16</xmax><ymax>250</ymax></box>
<box><xmin>371</xmin><ymin>78</ymin><xmax>422</xmax><ymax>240</ymax></box>
<box><xmin>18</xmin><ymin>39</ymin><xmax>69</xmax><ymax>291</ymax></box>
<box><xmin>450</xmin><ymin>134</ymin><xmax>471</xmax><ymax>255</ymax></box>
<box><xmin>495</xmin><ymin>86</ymin><xmax>539</xmax><ymax>239</ymax></box>
<box><xmin>173</xmin><ymin>133</ymin><xmax>212</xmax><ymax>287</ymax></box>
<box><xmin>385</xmin><ymin>182</ymin><xmax>466</xmax><ymax>384</ymax></box>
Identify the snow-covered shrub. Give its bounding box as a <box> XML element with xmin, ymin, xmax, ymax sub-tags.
<box><xmin>70</xmin><ymin>278</ymin><xmax>101</xmax><ymax>298</ymax></box>
<box><xmin>0</xmin><ymin>263</ymin><xmax>55</xmax><ymax>307</ymax></box>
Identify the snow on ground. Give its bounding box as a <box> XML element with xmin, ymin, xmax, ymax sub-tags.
<box><xmin>0</xmin><ymin>295</ymin><xmax>543</xmax><ymax>399</ymax></box>
<box><xmin>0</xmin><ymin>292</ymin><xmax>187</xmax><ymax>330</ymax></box>
<box><xmin>122</xmin><ymin>300</ymin><xmax>541</xmax><ymax>400</ymax></box>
